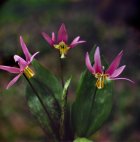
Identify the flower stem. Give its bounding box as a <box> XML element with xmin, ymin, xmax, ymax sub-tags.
<box><xmin>60</xmin><ymin>87</ymin><xmax>69</xmax><ymax>141</ymax></box>
<box><xmin>60</xmin><ymin>58</ymin><xmax>64</xmax><ymax>87</ymax></box>
<box><xmin>60</xmin><ymin>102</ymin><xmax>65</xmax><ymax>140</ymax></box>
<box><xmin>59</xmin><ymin>58</ymin><xmax>69</xmax><ymax>141</ymax></box>
<box><xmin>23</xmin><ymin>74</ymin><xmax>59</xmax><ymax>141</ymax></box>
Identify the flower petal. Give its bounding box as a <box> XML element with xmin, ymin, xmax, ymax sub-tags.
<box><xmin>94</xmin><ymin>47</ymin><xmax>102</xmax><ymax>73</ymax></box>
<box><xmin>20</xmin><ymin>36</ymin><xmax>31</xmax><ymax>62</ymax></box>
<box><xmin>71</xmin><ymin>36</ymin><xmax>80</xmax><ymax>44</ymax></box>
<box><xmin>30</xmin><ymin>52</ymin><xmax>39</xmax><ymax>63</ymax></box>
<box><xmin>85</xmin><ymin>52</ymin><xmax>95</xmax><ymax>73</ymax></box>
<box><xmin>58</xmin><ymin>23</ymin><xmax>68</xmax><ymax>43</ymax></box>
<box><xmin>70</xmin><ymin>36</ymin><xmax>86</xmax><ymax>48</ymax></box>
<box><xmin>109</xmin><ymin>65</ymin><xmax>126</xmax><ymax>78</ymax></box>
<box><xmin>0</xmin><ymin>65</ymin><xmax>20</xmax><ymax>73</ymax></box>
<box><xmin>14</xmin><ymin>55</ymin><xmax>27</xmax><ymax>71</ymax></box>
<box><xmin>109</xmin><ymin>77</ymin><xmax>134</xmax><ymax>83</ymax></box>
<box><xmin>6</xmin><ymin>74</ymin><xmax>22</xmax><ymax>89</ymax></box>
<box><xmin>52</xmin><ymin>32</ymin><xmax>56</xmax><ymax>42</ymax></box>
<box><xmin>106</xmin><ymin>50</ymin><xmax>123</xmax><ymax>75</ymax></box>
<box><xmin>42</xmin><ymin>32</ymin><xmax>54</xmax><ymax>46</ymax></box>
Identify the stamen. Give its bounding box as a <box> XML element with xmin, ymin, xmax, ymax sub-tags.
<box><xmin>95</xmin><ymin>73</ymin><xmax>108</xmax><ymax>89</ymax></box>
<box><xmin>54</xmin><ymin>41</ymin><xmax>70</xmax><ymax>58</ymax></box>
<box><xmin>24</xmin><ymin>66</ymin><xmax>35</xmax><ymax>79</ymax></box>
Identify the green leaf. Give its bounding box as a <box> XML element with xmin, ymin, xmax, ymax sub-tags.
<box><xmin>32</xmin><ymin>60</ymin><xmax>63</xmax><ymax>104</ymax></box>
<box><xmin>73</xmin><ymin>137</ymin><xmax>93</xmax><ymax>142</ymax></box>
<box><xmin>62</xmin><ymin>77</ymin><xmax>72</xmax><ymax>102</ymax></box>
<box><xmin>26</xmin><ymin>83</ymin><xmax>57</xmax><ymax>141</ymax></box>
<box><xmin>59</xmin><ymin>77</ymin><xmax>72</xmax><ymax>140</ymax></box>
<box><xmin>71</xmin><ymin>68</ymin><xmax>113</xmax><ymax>137</ymax></box>
<box><xmin>25</xmin><ymin>60</ymin><xmax>63</xmax><ymax>141</ymax></box>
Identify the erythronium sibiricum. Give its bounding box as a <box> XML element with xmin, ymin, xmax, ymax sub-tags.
<box><xmin>42</xmin><ymin>23</ymin><xmax>86</xmax><ymax>58</ymax></box>
<box><xmin>0</xmin><ymin>36</ymin><xmax>39</xmax><ymax>89</ymax></box>
<box><xmin>85</xmin><ymin>47</ymin><xmax>134</xmax><ymax>89</ymax></box>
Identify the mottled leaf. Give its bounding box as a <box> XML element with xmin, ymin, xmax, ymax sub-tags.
<box><xmin>73</xmin><ymin>137</ymin><xmax>93</xmax><ymax>142</ymax></box>
<box><xmin>26</xmin><ymin>60</ymin><xmax>63</xmax><ymax>141</ymax></box>
<box><xmin>71</xmin><ymin>48</ymin><xmax>113</xmax><ymax>137</ymax></box>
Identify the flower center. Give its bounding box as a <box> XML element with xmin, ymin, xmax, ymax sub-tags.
<box><xmin>54</xmin><ymin>41</ymin><xmax>70</xmax><ymax>58</ymax></box>
<box><xmin>24</xmin><ymin>66</ymin><xmax>35</xmax><ymax>79</ymax></box>
<box><xmin>95</xmin><ymin>73</ymin><xmax>108</xmax><ymax>89</ymax></box>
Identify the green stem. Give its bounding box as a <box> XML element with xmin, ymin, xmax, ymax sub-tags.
<box><xmin>60</xmin><ymin>58</ymin><xmax>64</xmax><ymax>87</ymax></box>
<box><xmin>59</xmin><ymin>58</ymin><xmax>68</xmax><ymax>141</ymax></box>
<box><xmin>60</xmin><ymin>87</ymin><xmax>69</xmax><ymax>140</ymax></box>
<box><xmin>24</xmin><ymin>74</ymin><xmax>59</xmax><ymax>141</ymax></box>
<box><xmin>60</xmin><ymin>102</ymin><xmax>65</xmax><ymax>140</ymax></box>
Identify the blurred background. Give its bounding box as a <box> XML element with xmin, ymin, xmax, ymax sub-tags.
<box><xmin>0</xmin><ymin>0</ymin><xmax>140</xmax><ymax>141</ymax></box>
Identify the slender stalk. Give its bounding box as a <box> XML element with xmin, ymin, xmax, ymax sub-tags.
<box><xmin>59</xmin><ymin>58</ymin><xmax>65</xmax><ymax>141</ymax></box>
<box><xmin>60</xmin><ymin>102</ymin><xmax>65</xmax><ymax>140</ymax></box>
<box><xmin>24</xmin><ymin>74</ymin><xmax>59</xmax><ymax>141</ymax></box>
<box><xmin>59</xmin><ymin>57</ymin><xmax>69</xmax><ymax>141</ymax></box>
<box><xmin>60</xmin><ymin>86</ymin><xmax>70</xmax><ymax>140</ymax></box>
<box><xmin>60</xmin><ymin>58</ymin><xmax>64</xmax><ymax>87</ymax></box>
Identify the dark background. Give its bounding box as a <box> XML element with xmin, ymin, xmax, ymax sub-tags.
<box><xmin>0</xmin><ymin>0</ymin><xmax>140</xmax><ymax>141</ymax></box>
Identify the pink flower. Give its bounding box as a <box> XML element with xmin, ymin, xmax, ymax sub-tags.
<box><xmin>85</xmin><ymin>47</ymin><xmax>134</xmax><ymax>89</ymax></box>
<box><xmin>0</xmin><ymin>36</ymin><xmax>39</xmax><ymax>89</ymax></box>
<box><xmin>42</xmin><ymin>23</ymin><xmax>86</xmax><ymax>58</ymax></box>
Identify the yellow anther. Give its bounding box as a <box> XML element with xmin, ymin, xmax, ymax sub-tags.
<box><xmin>54</xmin><ymin>41</ymin><xmax>70</xmax><ymax>58</ymax></box>
<box><xmin>24</xmin><ymin>66</ymin><xmax>35</xmax><ymax>79</ymax></box>
<box><xmin>95</xmin><ymin>73</ymin><xmax>108</xmax><ymax>89</ymax></box>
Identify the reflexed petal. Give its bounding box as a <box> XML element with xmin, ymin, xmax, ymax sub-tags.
<box><xmin>70</xmin><ymin>36</ymin><xmax>86</xmax><ymax>48</ymax></box>
<box><xmin>0</xmin><ymin>65</ymin><xmax>20</xmax><ymax>73</ymax></box>
<box><xmin>30</xmin><ymin>52</ymin><xmax>39</xmax><ymax>63</ymax></box>
<box><xmin>42</xmin><ymin>32</ymin><xmax>54</xmax><ymax>46</ymax></box>
<box><xmin>70</xmin><ymin>40</ymin><xmax>85</xmax><ymax>48</ymax></box>
<box><xmin>94</xmin><ymin>47</ymin><xmax>102</xmax><ymax>73</ymax></box>
<box><xmin>109</xmin><ymin>65</ymin><xmax>126</xmax><ymax>78</ymax></box>
<box><xmin>85</xmin><ymin>52</ymin><xmax>95</xmax><ymax>73</ymax></box>
<box><xmin>14</xmin><ymin>55</ymin><xmax>27</xmax><ymax>71</ymax></box>
<box><xmin>106</xmin><ymin>50</ymin><xmax>123</xmax><ymax>75</ymax></box>
<box><xmin>71</xmin><ymin>36</ymin><xmax>80</xmax><ymax>44</ymax></box>
<box><xmin>20</xmin><ymin>36</ymin><xmax>31</xmax><ymax>62</ymax></box>
<box><xmin>6</xmin><ymin>74</ymin><xmax>22</xmax><ymax>89</ymax></box>
<box><xmin>58</xmin><ymin>23</ymin><xmax>68</xmax><ymax>43</ymax></box>
<box><xmin>109</xmin><ymin>77</ymin><xmax>134</xmax><ymax>83</ymax></box>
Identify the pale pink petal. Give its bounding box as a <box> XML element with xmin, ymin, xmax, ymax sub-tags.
<box><xmin>42</xmin><ymin>32</ymin><xmax>54</xmax><ymax>46</ymax></box>
<box><xmin>85</xmin><ymin>52</ymin><xmax>95</xmax><ymax>73</ymax></box>
<box><xmin>58</xmin><ymin>23</ymin><xmax>68</xmax><ymax>43</ymax></box>
<box><xmin>20</xmin><ymin>36</ymin><xmax>31</xmax><ymax>62</ymax></box>
<box><xmin>70</xmin><ymin>36</ymin><xmax>80</xmax><ymax>45</ymax></box>
<box><xmin>109</xmin><ymin>65</ymin><xmax>126</xmax><ymax>78</ymax></box>
<box><xmin>29</xmin><ymin>52</ymin><xmax>39</xmax><ymax>63</ymax></box>
<box><xmin>14</xmin><ymin>55</ymin><xmax>27</xmax><ymax>71</ymax></box>
<box><xmin>106</xmin><ymin>50</ymin><xmax>123</xmax><ymax>75</ymax></box>
<box><xmin>0</xmin><ymin>65</ymin><xmax>20</xmax><ymax>73</ymax></box>
<box><xmin>52</xmin><ymin>32</ymin><xmax>55</xmax><ymax>42</ymax></box>
<box><xmin>6</xmin><ymin>74</ymin><xmax>22</xmax><ymax>89</ymax></box>
<box><xmin>109</xmin><ymin>77</ymin><xmax>134</xmax><ymax>83</ymax></box>
<box><xmin>70</xmin><ymin>36</ymin><xmax>86</xmax><ymax>48</ymax></box>
<box><xmin>94</xmin><ymin>47</ymin><xmax>102</xmax><ymax>73</ymax></box>
<box><xmin>70</xmin><ymin>41</ymin><xmax>86</xmax><ymax>48</ymax></box>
